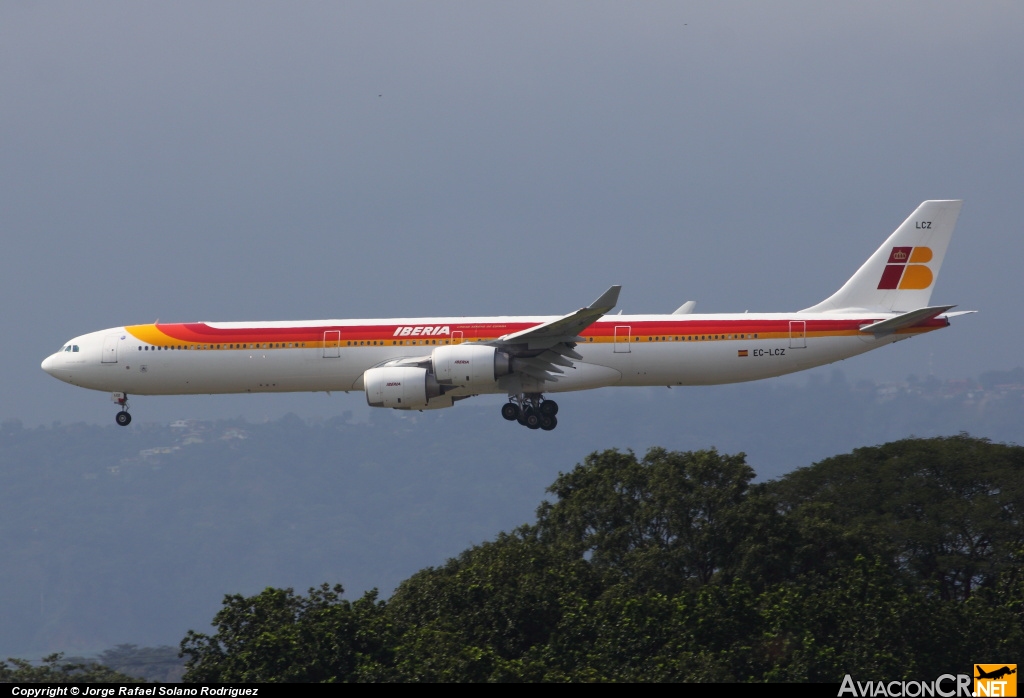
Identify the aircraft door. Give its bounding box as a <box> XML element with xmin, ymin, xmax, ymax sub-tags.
<box><xmin>323</xmin><ymin>330</ymin><xmax>341</xmax><ymax>358</ymax></box>
<box><xmin>614</xmin><ymin>325</ymin><xmax>631</xmax><ymax>353</ymax></box>
<box><xmin>789</xmin><ymin>321</ymin><xmax>807</xmax><ymax>349</ymax></box>
<box><xmin>101</xmin><ymin>335</ymin><xmax>119</xmax><ymax>363</ymax></box>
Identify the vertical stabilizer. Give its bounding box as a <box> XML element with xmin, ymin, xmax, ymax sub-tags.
<box><xmin>801</xmin><ymin>200</ymin><xmax>962</xmax><ymax>313</ymax></box>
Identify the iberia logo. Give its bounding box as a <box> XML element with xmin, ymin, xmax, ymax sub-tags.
<box><xmin>975</xmin><ymin>664</ymin><xmax>1017</xmax><ymax>697</ymax></box>
<box><xmin>877</xmin><ymin>246</ymin><xmax>934</xmax><ymax>290</ymax></box>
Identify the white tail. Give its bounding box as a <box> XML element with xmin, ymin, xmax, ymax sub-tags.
<box><xmin>802</xmin><ymin>200</ymin><xmax>963</xmax><ymax>313</ymax></box>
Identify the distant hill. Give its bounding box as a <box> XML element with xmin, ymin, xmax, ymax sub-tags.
<box><xmin>1</xmin><ymin>369</ymin><xmax>1021</xmax><ymax>658</ymax></box>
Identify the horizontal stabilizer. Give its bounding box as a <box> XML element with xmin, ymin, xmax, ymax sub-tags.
<box><xmin>859</xmin><ymin>305</ymin><xmax>955</xmax><ymax>335</ymax></box>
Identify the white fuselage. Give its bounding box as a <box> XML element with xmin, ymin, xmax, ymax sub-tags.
<box><xmin>41</xmin><ymin>312</ymin><xmax>935</xmax><ymax>400</ymax></box>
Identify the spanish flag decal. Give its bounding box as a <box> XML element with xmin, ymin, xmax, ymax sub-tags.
<box><xmin>738</xmin><ymin>350</ymin><xmax>749</xmax><ymax>357</ymax></box>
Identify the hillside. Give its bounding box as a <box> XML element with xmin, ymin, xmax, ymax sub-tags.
<box><xmin>1</xmin><ymin>369</ymin><xmax>1022</xmax><ymax>657</ymax></box>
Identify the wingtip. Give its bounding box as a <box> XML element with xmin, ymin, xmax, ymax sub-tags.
<box><xmin>590</xmin><ymin>285</ymin><xmax>621</xmax><ymax>311</ymax></box>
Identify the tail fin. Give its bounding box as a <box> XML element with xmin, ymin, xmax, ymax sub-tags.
<box><xmin>802</xmin><ymin>200</ymin><xmax>963</xmax><ymax>313</ymax></box>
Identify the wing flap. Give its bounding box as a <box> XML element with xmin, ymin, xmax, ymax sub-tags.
<box><xmin>517</xmin><ymin>358</ymin><xmax>565</xmax><ymax>375</ymax></box>
<box><xmin>539</xmin><ymin>350</ymin><xmax>575</xmax><ymax>368</ymax></box>
<box><xmin>515</xmin><ymin>363</ymin><xmax>561</xmax><ymax>382</ymax></box>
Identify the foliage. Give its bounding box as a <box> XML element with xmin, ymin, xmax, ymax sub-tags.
<box><xmin>179</xmin><ymin>437</ymin><xmax>1024</xmax><ymax>682</ymax></box>
<box><xmin>0</xmin><ymin>653</ymin><xmax>139</xmax><ymax>683</ymax></box>
<box><xmin>768</xmin><ymin>435</ymin><xmax>1024</xmax><ymax>600</ymax></box>
<box><xmin>537</xmin><ymin>448</ymin><xmax>755</xmax><ymax>593</ymax></box>
<box><xmin>180</xmin><ymin>584</ymin><xmax>386</xmax><ymax>682</ymax></box>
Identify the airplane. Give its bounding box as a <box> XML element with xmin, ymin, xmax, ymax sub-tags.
<box><xmin>42</xmin><ymin>200</ymin><xmax>969</xmax><ymax>431</ymax></box>
<box><xmin>976</xmin><ymin>666</ymin><xmax>1016</xmax><ymax>681</ymax></box>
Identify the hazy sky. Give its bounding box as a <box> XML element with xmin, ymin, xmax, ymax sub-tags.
<box><xmin>3</xmin><ymin>2</ymin><xmax>1022</xmax><ymax>427</ymax></box>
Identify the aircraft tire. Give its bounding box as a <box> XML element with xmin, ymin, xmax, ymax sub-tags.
<box><xmin>116</xmin><ymin>411</ymin><xmax>132</xmax><ymax>426</ymax></box>
<box><xmin>540</xmin><ymin>415</ymin><xmax>557</xmax><ymax>431</ymax></box>
<box><xmin>539</xmin><ymin>400</ymin><xmax>558</xmax><ymax>416</ymax></box>
<box><xmin>524</xmin><ymin>410</ymin><xmax>541</xmax><ymax>429</ymax></box>
<box><xmin>501</xmin><ymin>403</ymin><xmax>520</xmax><ymax>421</ymax></box>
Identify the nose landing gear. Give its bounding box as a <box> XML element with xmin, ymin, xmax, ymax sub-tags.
<box><xmin>112</xmin><ymin>393</ymin><xmax>132</xmax><ymax>426</ymax></box>
<box><xmin>501</xmin><ymin>393</ymin><xmax>558</xmax><ymax>431</ymax></box>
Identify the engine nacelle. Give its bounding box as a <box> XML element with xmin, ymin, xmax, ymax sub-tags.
<box><xmin>432</xmin><ymin>344</ymin><xmax>512</xmax><ymax>388</ymax></box>
<box><xmin>364</xmin><ymin>366</ymin><xmax>442</xmax><ymax>409</ymax></box>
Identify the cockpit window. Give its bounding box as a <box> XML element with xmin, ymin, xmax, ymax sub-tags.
<box><xmin>64</xmin><ymin>345</ymin><xmax>72</xmax><ymax>352</ymax></box>
<box><xmin>72</xmin><ymin>345</ymin><xmax>80</xmax><ymax>352</ymax></box>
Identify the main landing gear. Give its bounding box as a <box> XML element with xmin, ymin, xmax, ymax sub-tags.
<box><xmin>501</xmin><ymin>394</ymin><xmax>558</xmax><ymax>431</ymax></box>
<box><xmin>112</xmin><ymin>392</ymin><xmax>132</xmax><ymax>426</ymax></box>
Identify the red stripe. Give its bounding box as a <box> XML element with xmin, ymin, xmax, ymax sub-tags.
<box><xmin>151</xmin><ymin>315</ymin><xmax>944</xmax><ymax>344</ymax></box>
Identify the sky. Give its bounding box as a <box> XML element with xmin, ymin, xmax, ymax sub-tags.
<box><xmin>3</xmin><ymin>1</ymin><xmax>1023</xmax><ymax>428</ymax></box>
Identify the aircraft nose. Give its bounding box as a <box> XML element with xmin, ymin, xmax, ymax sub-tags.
<box><xmin>41</xmin><ymin>354</ymin><xmax>56</xmax><ymax>375</ymax></box>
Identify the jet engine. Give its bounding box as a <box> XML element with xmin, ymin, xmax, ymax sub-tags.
<box><xmin>364</xmin><ymin>366</ymin><xmax>442</xmax><ymax>409</ymax></box>
<box><xmin>431</xmin><ymin>344</ymin><xmax>512</xmax><ymax>388</ymax></box>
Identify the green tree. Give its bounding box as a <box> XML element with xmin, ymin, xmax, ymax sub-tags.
<box><xmin>178</xmin><ymin>438</ymin><xmax>1024</xmax><ymax>682</ymax></box>
<box><xmin>537</xmin><ymin>447</ymin><xmax>756</xmax><ymax>593</ymax></box>
<box><xmin>769</xmin><ymin>435</ymin><xmax>1024</xmax><ymax>600</ymax></box>
<box><xmin>180</xmin><ymin>583</ymin><xmax>385</xmax><ymax>682</ymax></box>
<box><xmin>0</xmin><ymin>654</ymin><xmax>139</xmax><ymax>683</ymax></box>
<box><xmin>379</xmin><ymin>529</ymin><xmax>598</xmax><ymax>681</ymax></box>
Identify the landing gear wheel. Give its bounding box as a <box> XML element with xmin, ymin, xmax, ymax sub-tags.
<box><xmin>523</xmin><ymin>409</ymin><xmax>541</xmax><ymax>429</ymax></box>
<box><xmin>539</xmin><ymin>400</ymin><xmax>559</xmax><ymax>417</ymax></box>
<box><xmin>507</xmin><ymin>393</ymin><xmax>559</xmax><ymax>430</ymax></box>
<box><xmin>115</xmin><ymin>411</ymin><xmax>132</xmax><ymax>426</ymax></box>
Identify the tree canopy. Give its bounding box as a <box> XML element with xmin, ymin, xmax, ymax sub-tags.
<box><xmin>180</xmin><ymin>436</ymin><xmax>1024</xmax><ymax>682</ymax></box>
<box><xmin>0</xmin><ymin>654</ymin><xmax>139</xmax><ymax>683</ymax></box>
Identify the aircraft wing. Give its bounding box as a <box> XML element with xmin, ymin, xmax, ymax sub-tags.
<box><xmin>495</xmin><ymin>285</ymin><xmax>620</xmax><ymax>349</ymax></box>
<box><xmin>488</xmin><ymin>285</ymin><xmax>621</xmax><ymax>383</ymax></box>
<box><xmin>375</xmin><ymin>287</ymin><xmax>621</xmax><ymax>385</ymax></box>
